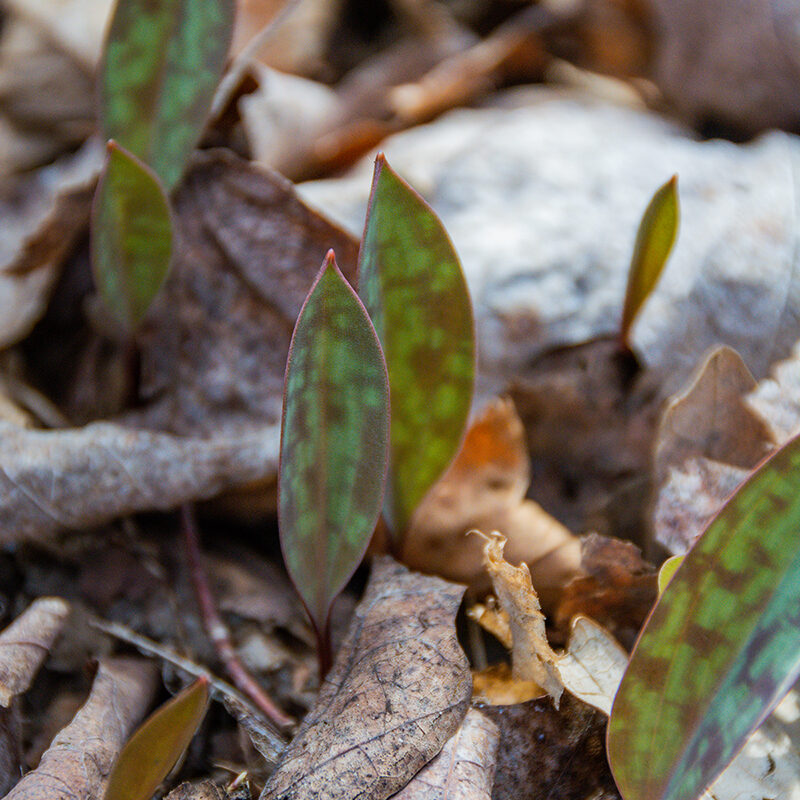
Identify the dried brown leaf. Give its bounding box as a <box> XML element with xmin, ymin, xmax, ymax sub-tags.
<box><xmin>0</xmin><ymin>420</ymin><xmax>279</xmax><ymax>547</ymax></box>
<box><xmin>472</xmin><ymin>663</ymin><xmax>545</xmax><ymax>707</ymax></box>
<box><xmin>746</xmin><ymin>340</ymin><xmax>800</xmax><ymax>444</ymax></box>
<box><xmin>509</xmin><ymin>338</ymin><xmax>659</xmax><ymax>545</ymax></box>
<box><xmin>467</xmin><ymin>599</ymin><xmax>512</xmax><ymax>650</ymax></box>
<box><xmin>653</xmin><ymin>457</ymin><xmax>749</xmax><ymax>555</ymax></box>
<box><xmin>654</xmin><ymin>345</ymin><xmax>774</xmax><ymax>485</ymax></box>
<box><xmin>404</xmin><ymin>398</ymin><xmax>581</xmax><ymax>607</ymax></box>
<box><xmin>5</xmin><ymin>0</ymin><xmax>112</xmax><ymax>67</ymax></box>
<box><xmin>557</xmin><ymin>616</ymin><xmax>628</xmax><ymax>716</ymax></box>
<box><xmin>0</xmin><ymin>597</ymin><xmax>69</xmax><ymax>706</ymax></box>
<box><xmin>0</xmin><ymin>138</ymin><xmax>101</xmax><ymax>348</ymax></box>
<box><xmin>0</xmin><ymin>706</ymin><xmax>20</xmax><ymax>795</ymax></box>
<box><xmin>477</xmin><ymin>531</ymin><xmax>562</xmax><ymax>706</ymax></box>
<box><xmin>482</xmin><ymin>693</ymin><xmax>620</xmax><ymax>800</ymax></box>
<box><xmin>261</xmin><ymin>557</ymin><xmax>471</xmax><ymax>800</ymax></box>
<box><xmin>3</xmin><ymin>657</ymin><xmax>158</xmax><ymax>800</ymax></box>
<box><xmin>392</xmin><ymin>708</ymin><xmax>499</xmax><ymax>800</ymax></box>
<box><xmin>555</xmin><ymin>534</ymin><xmax>657</xmax><ymax>648</ymax></box>
<box><xmin>650</xmin><ymin>346</ymin><xmax>796</xmax><ymax>554</ymax></box>
<box><xmin>165</xmin><ymin>781</ymin><xmax>230</xmax><ymax>800</ymax></box>
<box><xmin>133</xmin><ymin>148</ymin><xmax>359</xmax><ymax>440</ymax></box>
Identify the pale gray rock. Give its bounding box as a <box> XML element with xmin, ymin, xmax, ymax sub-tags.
<box><xmin>298</xmin><ymin>88</ymin><xmax>800</xmax><ymax>397</ymax></box>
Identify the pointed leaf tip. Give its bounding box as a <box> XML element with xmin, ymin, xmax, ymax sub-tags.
<box><xmin>358</xmin><ymin>156</ymin><xmax>475</xmax><ymax>539</ymax></box>
<box><xmin>608</xmin><ymin>432</ymin><xmax>800</xmax><ymax>800</ymax></box>
<box><xmin>104</xmin><ymin>677</ymin><xmax>209</xmax><ymax>800</ymax></box>
<box><xmin>620</xmin><ymin>174</ymin><xmax>679</xmax><ymax>347</ymax></box>
<box><xmin>91</xmin><ymin>142</ymin><xmax>173</xmax><ymax>332</ymax></box>
<box><xmin>279</xmin><ymin>255</ymin><xmax>390</xmax><ymax>636</ymax></box>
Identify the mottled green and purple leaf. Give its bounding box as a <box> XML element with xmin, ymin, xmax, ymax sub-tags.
<box><xmin>99</xmin><ymin>0</ymin><xmax>235</xmax><ymax>190</ymax></box>
<box><xmin>620</xmin><ymin>175</ymin><xmax>679</xmax><ymax>347</ymax></box>
<box><xmin>279</xmin><ymin>252</ymin><xmax>390</xmax><ymax>646</ymax></box>
<box><xmin>91</xmin><ymin>141</ymin><xmax>173</xmax><ymax>332</ymax></box>
<box><xmin>104</xmin><ymin>677</ymin><xmax>209</xmax><ymax>800</ymax></box>
<box><xmin>358</xmin><ymin>155</ymin><xmax>475</xmax><ymax>539</ymax></box>
<box><xmin>608</xmin><ymin>433</ymin><xmax>800</xmax><ymax>800</ymax></box>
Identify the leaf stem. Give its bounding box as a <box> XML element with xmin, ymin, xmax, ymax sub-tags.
<box><xmin>179</xmin><ymin>503</ymin><xmax>294</xmax><ymax>730</ymax></box>
<box><xmin>317</xmin><ymin>620</ymin><xmax>333</xmax><ymax>680</ymax></box>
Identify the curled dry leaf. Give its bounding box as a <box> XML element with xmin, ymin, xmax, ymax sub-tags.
<box><xmin>0</xmin><ymin>420</ymin><xmax>278</xmax><ymax>547</ymax></box>
<box><xmin>404</xmin><ymin>398</ymin><xmax>582</xmax><ymax>607</ymax></box>
<box><xmin>391</xmin><ymin>708</ymin><xmax>499</xmax><ymax>800</ymax></box>
<box><xmin>477</xmin><ymin>531</ymin><xmax>562</xmax><ymax>706</ymax></box>
<box><xmin>556</xmin><ymin>615</ymin><xmax>628</xmax><ymax>716</ymax></box>
<box><xmin>3</xmin><ymin>657</ymin><xmax>158</xmax><ymax>800</ymax></box>
<box><xmin>555</xmin><ymin>534</ymin><xmax>657</xmax><ymax>648</ymax></box>
<box><xmin>0</xmin><ymin>597</ymin><xmax>69</xmax><ymax>706</ymax></box>
<box><xmin>261</xmin><ymin>557</ymin><xmax>471</xmax><ymax>800</ymax></box>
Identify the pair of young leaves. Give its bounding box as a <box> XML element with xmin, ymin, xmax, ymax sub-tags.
<box><xmin>92</xmin><ymin>0</ymin><xmax>235</xmax><ymax>333</ymax></box>
<box><xmin>278</xmin><ymin>156</ymin><xmax>475</xmax><ymax>667</ymax></box>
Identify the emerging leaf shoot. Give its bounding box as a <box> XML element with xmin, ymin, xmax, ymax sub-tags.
<box><xmin>620</xmin><ymin>175</ymin><xmax>679</xmax><ymax>347</ymax></box>
<box><xmin>99</xmin><ymin>0</ymin><xmax>235</xmax><ymax>190</ymax></box>
<box><xmin>279</xmin><ymin>251</ymin><xmax>390</xmax><ymax>673</ymax></box>
<box><xmin>91</xmin><ymin>141</ymin><xmax>173</xmax><ymax>333</ymax></box>
<box><xmin>358</xmin><ymin>154</ymin><xmax>475</xmax><ymax>540</ymax></box>
<box><xmin>608</xmin><ymin>433</ymin><xmax>800</xmax><ymax>800</ymax></box>
<box><xmin>104</xmin><ymin>676</ymin><xmax>209</xmax><ymax>800</ymax></box>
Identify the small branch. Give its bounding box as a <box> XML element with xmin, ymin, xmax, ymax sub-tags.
<box><xmin>180</xmin><ymin>503</ymin><xmax>294</xmax><ymax>731</ymax></box>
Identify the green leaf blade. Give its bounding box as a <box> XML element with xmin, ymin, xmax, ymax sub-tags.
<box><xmin>358</xmin><ymin>154</ymin><xmax>475</xmax><ymax>537</ymax></box>
<box><xmin>99</xmin><ymin>0</ymin><xmax>235</xmax><ymax>190</ymax></box>
<box><xmin>620</xmin><ymin>175</ymin><xmax>679</xmax><ymax>346</ymax></box>
<box><xmin>91</xmin><ymin>141</ymin><xmax>173</xmax><ymax>332</ymax></box>
<box><xmin>279</xmin><ymin>251</ymin><xmax>390</xmax><ymax>636</ymax></box>
<box><xmin>608</xmin><ymin>434</ymin><xmax>800</xmax><ymax>800</ymax></box>
<box><xmin>105</xmin><ymin>676</ymin><xmax>209</xmax><ymax>800</ymax></box>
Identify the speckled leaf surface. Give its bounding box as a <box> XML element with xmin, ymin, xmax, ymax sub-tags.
<box><xmin>608</xmin><ymin>432</ymin><xmax>800</xmax><ymax>800</ymax></box>
<box><xmin>620</xmin><ymin>175</ymin><xmax>679</xmax><ymax>345</ymax></box>
<box><xmin>99</xmin><ymin>0</ymin><xmax>234</xmax><ymax>190</ymax></box>
<box><xmin>91</xmin><ymin>142</ymin><xmax>173</xmax><ymax>332</ymax></box>
<box><xmin>105</xmin><ymin>677</ymin><xmax>209</xmax><ymax>800</ymax></box>
<box><xmin>279</xmin><ymin>252</ymin><xmax>389</xmax><ymax>637</ymax></box>
<box><xmin>358</xmin><ymin>154</ymin><xmax>475</xmax><ymax>537</ymax></box>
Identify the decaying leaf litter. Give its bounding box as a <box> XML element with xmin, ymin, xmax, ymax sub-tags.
<box><xmin>3</xmin><ymin>1</ymin><xmax>800</xmax><ymax>799</ymax></box>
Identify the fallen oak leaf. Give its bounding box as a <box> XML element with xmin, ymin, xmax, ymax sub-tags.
<box><xmin>3</xmin><ymin>657</ymin><xmax>158</xmax><ymax>800</ymax></box>
<box><xmin>391</xmin><ymin>708</ymin><xmax>499</xmax><ymax>800</ymax></box>
<box><xmin>260</xmin><ymin>556</ymin><xmax>471</xmax><ymax>800</ymax></box>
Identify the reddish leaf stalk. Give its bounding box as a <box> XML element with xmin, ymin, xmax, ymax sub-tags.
<box><xmin>179</xmin><ymin>503</ymin><xmax>293</xmax><ymax>730</ymax></box>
